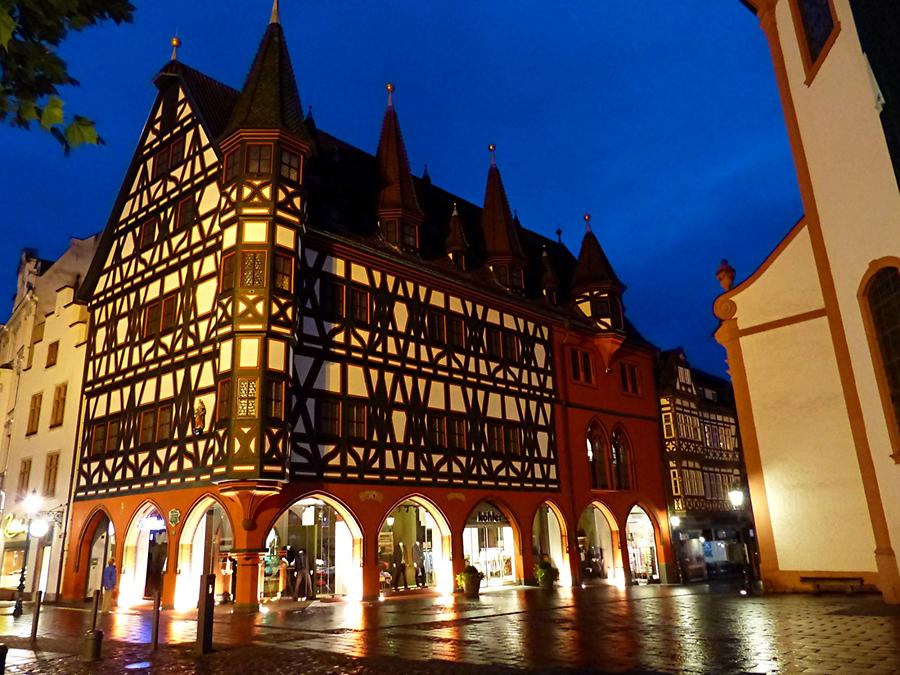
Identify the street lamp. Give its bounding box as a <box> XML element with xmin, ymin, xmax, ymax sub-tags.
<box><xmin>727</xmin><ymin>489</ymin><xmax>753</xmax><ymax>593</ymax></box>
<box><xmin>12</xmin><ymin>490</ymin><xmax>45</xmax><ymax>617</ymax></box>
<box><xmin>728</xmin><ymin>490</ymin><xmax>744</xmax><ymax>509</ymax></box>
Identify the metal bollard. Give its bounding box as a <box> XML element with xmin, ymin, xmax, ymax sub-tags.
<box><xmin>90</xmin><ymin>589</ymin><xmax>101</xmax><ymax>631</ymax></box>
<box><xmin>0</xmin><ymin>644</ymin><xmax>7</xmax><ymax>673</ymax></box>
<box><xmin>30</xmin><ymin>590</ymin><xmax>43</xmax><ymax>642</ymax></box>
<box><xmin>196</xmin><ymin>573</ymin><xmax>215</xmax><ymax>655</ymax></box>
<box><xmin>81</xmin><ymin>629</ymin><xmax>103</xmax><ymax>662</ymax></box>
<box><xmin>151</xmin><ymin>591</ymin><xmax>161</xmax><ymax>651</ymax></box>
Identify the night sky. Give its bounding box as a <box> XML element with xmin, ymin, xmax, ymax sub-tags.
<box><xmin>0</xmin><ymin>1</ymin><xmax>802</xmax><ymax>377</ymax></box>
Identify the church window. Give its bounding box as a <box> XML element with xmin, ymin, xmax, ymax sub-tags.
<box><xmin>280</xmin><ymin>149</ymin><xmax>301</xmax><ymax>183</ymax></box>
<box><xmin>274</xmin><ymin>253</ymin><xmax>292</xmax><ymax>292</ymax></box>
<box><xmin>867</xmin><ymin>267</ymin><xmax>900</xmax><ymax>442</ymax></box>
<box><xmin>587</xmin><ymin>422</ymin><xmax>609</xmax><ymax>490</ymax></box>
<box><xmin>349</xmin><ymin>287</ymin><xmax>369</xmax><ymax>324</ymax></box>
<box><xmin>320</xmin><ymin>278</ymin><xmax>343</xmax><ymax>321</ymax></box>
<box><xmin>237</xmin><ymin>378</ymin><xmax>258</xmax><ymax>417</ymax></box>
<box><xmin>26</xmin><ymin>393</ymin><xmax>41</xmax><ymax>436</ymax></box>
<box><xmin>224</xmin><ymin>149</ymin><xmax>240</xmax><ymax>182</ymax></box>
<box><xmin>427</xmin><ymin>310</ymin><xmax>446</xmax><ymax>345</ymax></box>
<box><xmin>50</xmin><ymin>383</ymin><xmax>67</xmax><ymax>427</ymax></box>
<box><xmin>610</xmin><ymin>429</ymin><xmax>632</xmax><ymax>490</ymax></box>
<box><xmin>316</xmin><ymin>398</ymin><xmax>340</xmax><ymax>436</ymax></box>
<box><xmin>246</xmin><ymin>144</ymin><xmax>272</xmax><ymax>174</ymax></box>
<box><xmin>45</xmin><ymin>340</ymin><xmax>58</xmax><ymax>368</ymax></box>
<box><xmin>217</xmin><ymin>379</ymin><xmax>232</xmax><ymax>421</ymax></box>
<box><xmin>221</xmin><ymin>253</ymin><xmax>236</xmax><ymax>293</ymax></box>
<box><xmin>176</xmin><ymin>197</ymin><xmax>197</xmax><ymax>230</ymax></box>
<box><xmin>791</xmin><ymin>0</ymin><xmax>837</xmax><ymax>70</ymax></box>
<box><xmin>447</xmin><ymin>316</ymin><xmax>465</xmax><ymax>349</ymax></box>
<box><xmin>240</xmin><ymin>251</ymin><xmax>266</xmax><ymax>288</ymax></box>
<box><xmin>345</xmin><ymin>399</ymin><xmax>366</xmax><ymax>439</ymax></box>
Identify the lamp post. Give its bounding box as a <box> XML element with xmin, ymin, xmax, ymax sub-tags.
<box><xmin>12</xmin><ymin>490</ymin><xmax>45</xmax><ymax>618</ymax></box>
<box><xmin>668</xmin><ymin>515</ymin><xmax>683</xmax><ymax>584</ymax></box>
<box><xmin>728</xmin><ymin>489</ymin><xmax>753</xmax><ymax>593</ymax></box>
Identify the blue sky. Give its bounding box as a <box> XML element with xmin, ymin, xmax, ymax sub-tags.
<box><xmin>0</xmin><ymin>1</ymin><xmax>802</xmax><ymax>376</ymax></box>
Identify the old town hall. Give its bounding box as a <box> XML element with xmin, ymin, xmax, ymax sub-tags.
<box><xmin>61</xmin><ymin>3</ymin><xmax>674</xmax><ymax>608</ymax></box>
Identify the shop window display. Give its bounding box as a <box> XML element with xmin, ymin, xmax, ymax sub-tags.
<box><xmin>377</xmin><ymin>501</ymin><xmax>445</xmax><ymax>592</ymax></box>
<box><xmin>463</xmin><ymin>503</ymin><xmax>517</xmax><ymax>586</ymax></box>
<box><xmin>625</xmin><ymin>506</ymin><xmax>659</xmax><ymax>583</ymax></box>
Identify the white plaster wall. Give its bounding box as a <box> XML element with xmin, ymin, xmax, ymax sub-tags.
<box><xmin>775</xmin><ymin>0</ymin><xmax>900</xmax><ymax>573</ymax></box>
<box><xmin>741</xmin><ymin>317</ymin><xmax>876</xmax><ymax>572</ymax></box>
<box><xmin>730</xmin><ymin>225</ymin><xmax>824</xmax><ymax>330</ymax></box>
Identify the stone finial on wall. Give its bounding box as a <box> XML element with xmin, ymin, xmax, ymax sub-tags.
<box><xmin>716</xmin><ymin>259</ymin><xmax>736</xmax><ymax>291</ymax></box>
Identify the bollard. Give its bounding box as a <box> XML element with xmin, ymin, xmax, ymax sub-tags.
<box><xmin>30</xmin><ymin>590</ymin><xmax>43</xmax><ymax>643</ymax></box>
<box><xmin>195</xmin><ymin>573</ymin><xmax>215</xmax><ymax>655</ymax></box>
<box><xmin>0</xmin><ymin>644</ymin><xmax>7</xmax><ymax>672</ymax></box>
<box><xmin>90</xmin><ymin>589</ymin><xmax>101</xmax><ymax>631</ymax></box>
<box><xmin>151</xmin><ymin>591</ymin><xmax>161</xmax><ymax>652</ymax></box>
<box><xmin>81</xmin><ymin>629</ymin><xmax>103</xmax><ymax>662</ymax></box>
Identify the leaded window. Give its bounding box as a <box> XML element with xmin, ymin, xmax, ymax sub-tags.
<box><xmin>237</xmin><ymin>378</ymin><xmax>258</xmax><ymax>417</ymax></box>
<box><xmin>240</xmin><ymin>251</ymin><xmax>266</xmax><ymax>287</ymax></box>
<box><xmin>274</xmin><ymin>253</ymin><xmax>292</xmax><ymax>292</ymax></box>
<box><xmin>868</xmin><ymin>267</ymin><xmax>900</xmax><ymax>434</ymax></box>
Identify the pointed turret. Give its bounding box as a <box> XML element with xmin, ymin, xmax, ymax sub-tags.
<box><xmin>571</xmin><ymin>214</ymin><xmax>625</xmax><ymax>332</ymax></box>
<box><xmin>445</xmin><ymin>203</ymin><xmax>468</xmax><ymax>270</ymax></box>
<box><xmin>376</xmin><ymin>83</ymin><xmax>424</xmax><ymax>252</ymax></box>
<box><xmin>541</xmin><ymin>248</ymin><xmax>559</xmax><ymax>304</ymax></box>
<box><xmin>481</xmin><ymin>145</ymin><xmax>526</xmax><ymax>291</ymax></box>
<box><xmin>221</xmin><ymin>1</ymin><xmax>309</xmax><ymax>141</ymax></box>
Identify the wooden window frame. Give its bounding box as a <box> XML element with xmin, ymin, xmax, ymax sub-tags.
<box><xmin>106</xmin><ymin>417</ymin><xmax>121</xmax><ymax>454</ymax></box>
<box><xmin>217</xmin><ymin>379</ymin><xmax>232</xmax><ymax>421</ymax></box>
<box><xmin>273</xmin><ymin>253</ymin><xmax>293</xmax><ymax>292</ymax></box>
<box><xmin>348</xmin><ymin>287</ymin><xmax>370</xmax><ymax>325</ymax></box>
<box><xmin>427</xmin><ymin>310</ymin><xmax>446</xmax><ymax>345</ymax></box>
<box><xmin>175</xmin><ymin>196</ymin><xmax>197</xmax><ymax>230</ymax></box>
<box><xmin>448</xmin><ymin>416</ymin><xmax>466</xmax><ymax>451</ymax></box>
<box><xmin>788</xmin><ymin>0</ymin><xmax>841</xmax><ymax>85</ymax></box>
<box><xmin>501</xmin><ymin>332</ymin><xmax>519</xmax><ymax>362</ymax></box>
<box><xmin>266</xmin><ymin>380</ymin><xmax>285</xmax><ymax>420</ymax></box>
<box><xmin>619</xmin><ymin>362</ymin><xmax>640</xmax><ymax>396</ymax></box>
<box><xmin>144</xmin><ymin>291</ymin><xmax>178</xmax><ymax>339</ymax></box>
<box><xmin>45</xmin><ymin>340</ymin><xmax>59</xmax><ymax>368</ymax></box>
<box><xmin>152</xmin><ymin>147</ymin><xmax>170</xmax><ymax>179</ymax></box>
<box><xmin>169</xmin><ymin>136</ymin><xmax>186</xmax><ymax>168</ymax></box>
<box><xmin>400</xmin><ymin>221</ymin><xmax>418</xmax><ymax>250</ymax></box>
<box><xmin>139</xmin><ymin>408</ymin><xmax>158</xmax><ymax>446</ymax></box>
<box><xmin>345</xmin><ymin>399</ymin><xmax>367</xmax><ymax>440</ymax></box>
<box><xmin>279</xmin><ymin>149</ymin><xmax>302</xmax><ymax>184</ymax></box>
<box><xmin>42</xmin><ymin>452</ymin><xmax>60</xmax><ymax>497</ymax></box>
<box><xmin>224</xmin><ymin>148</ymin><xmax>241</xmax><ymax>183</ymax></box>
<box><xmin>221</xmin><ymin>252</ymin><xmax>236</xmax><ymax>293</ymax></box>
<box><xmin>17</xmin><ymin>458</ymin><xmax>31</xmax><ymax>498</ymax></box>
<box><xmin>486</xmin><ymin>328</ymin><xmax>502</xmax><ymax>359</ymax></box>
<box><xmin>319</xmin><ymin>277</ymin><xmax>344</xmax><ymax>322</ymax></box>
<box><xmin>49</xmin><ymin>383</ymin><xmax>67</xmax><ymax>428</ymax></box>
<box><xmin>316</xmin><ymin>397</ymin><xmax>341</xmax><ymax>437</ymax></box>
<box><xmin>428</xmin><ymin>413</ymin><xmax>447</xmax><ymax>448</ymax></box>
<box><xmin>245</xmin><ymin>143</ymin><xmax>273</xmax><ymax>175</ymax></box>
<box><xmin>503</xmin><ymin>425</ymin><xmax>522</xmax><ymax>457</ymax></box>
<box><xmin>139</xmin><ymin>218</ymin><xmax>157</xmax><ymax>251</ymax></box>
<box><xmin>26</xmin><ymin>393</ymin><xmax>42</xmax><ymax>436</ymax></box>
<box><xmin>571</xmin><ymin>348</ymin><xmax>594</xmax><ymax>385</ymax></box>
<box><xmin>90</xmin><ymin>422</ymin><xmax>107</xmax><ymax>457</ymax></box>
<box><xmin>156</xmin><ymin>404</ymin><xmax>173</xmax><ymax>441</ymax></box>
<box><xmin>487</xmin><ymin>421</ymin><xmax>503</xmax><ymax>455</ymax></box>
<box><xmin>447</xmin><ymin>316</ymin><xmax>466</xmax><ymax>350</ymax></box>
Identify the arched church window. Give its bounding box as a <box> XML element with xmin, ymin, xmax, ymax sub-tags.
<box><xmin>586</xmin><ymin>422</ymin><xmax>609</xmax><ymax>490</ymax></box>
<box><xmin>867</xmin><ymin>267</ymin><xmax>900</xmax><ymax>437</ymax></box>
<box><xmin>610</xmin><ymin>428</ymin><xmax>632</xmax><ymax>491</ymax></box>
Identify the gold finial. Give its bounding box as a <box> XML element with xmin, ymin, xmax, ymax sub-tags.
<box><xmin>170</xmin><ymin>35</ymin><xmax>182</xmax><ymax>61</ymax></box>
<box><xmin>488</xmin><ymin>143</ymin><xmax>496</xmax><ymax>166</ymax></box>
<box><xmin>270</xmin><ymin>0</ymin><xmax>280</xmax><ymax>24</ymax></box>
<box><xmin>584</xmin><ymin>212</ymin><xmax>592</xmax><ymax>233</ymax></box>
<box><xmin>386</xmin><ymin>82</ymin><xmax>394</xmax><ymax>108</ymax></box>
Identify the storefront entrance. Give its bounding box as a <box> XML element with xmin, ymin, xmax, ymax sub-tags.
<box><xmin>463</xmin><ymin>502</ymin><xmax>517</xmax><ymax>587</ymax></box>
<box><xmin>85</xmin><ymin>516</ymin><xmax>116</xmax><ymax>600</ymax></box>
<box><xmin>119</xmin><ymin>504</ymin><xmax>168</xmax><ymax>607</ymax></box>
<box><xmin>577</xmin><ymin>503</ymin><xmax>622</xmax><ymax>585</ymax></box>
<box><xmin>174</xmin><ymin>499</ymin><xmax>234</xmax><ymax>610</ymax></box>
<box><xmin>531</xmin><ymin>502</ymin><xmax>571</xmax><ymax>586</ymax></box>
<box><xmin>264</xmin><ymin>496</ymin><xmax>362</xmax><ymax>601</ymax></box>
<box><xmin>625</xmin><ymin>506</ymin><xmax>659</xmax><ymax>583</ymax></box>
<box><xmin>377</xmin><ymin>498</ymin><xmax>452</xmax><ymax>595</ymax></box>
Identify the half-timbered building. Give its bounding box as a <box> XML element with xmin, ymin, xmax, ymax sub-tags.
<box><xmin>62</xmin><ymin>3</ymin><xmax>674</xmax><ymax>608</ymax></box>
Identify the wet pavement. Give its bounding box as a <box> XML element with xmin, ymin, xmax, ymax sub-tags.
<box><xmin>1</xmin><ymin>584</ymin><xmax>900</xmax><ymax>673</ymax></box>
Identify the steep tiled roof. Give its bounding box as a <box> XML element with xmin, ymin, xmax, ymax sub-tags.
<box><xmin>376</xmin><ymin>92</ymin><xmax>423</xmax><ymax>218</ymax></box>
<box><xmin>571</xmin><ymin>230</ymin><xmax>623</xmax><ymax>293</ymax></box>
<box><xmin>481</xmin><ymin>161</ymin><xmax>526</xmax><ymax>263</ymax></box>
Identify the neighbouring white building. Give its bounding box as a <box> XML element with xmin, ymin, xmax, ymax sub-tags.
<box><xmin>0</xmin><ymin>237</ymin><xmax>99</xmax><ymax>601</ymax></box>
<box><xmin>716</xmin><ymin>0</ymin><xmax>900</xmax><ymax>603</ymax></box>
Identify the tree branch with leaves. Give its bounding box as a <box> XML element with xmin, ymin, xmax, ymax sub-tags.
<box><xmin>0</xmin><ymin>0</ymin><xmax>135</xmax><ymax>152</ymax></box>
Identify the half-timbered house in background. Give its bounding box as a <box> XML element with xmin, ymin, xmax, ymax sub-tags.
<box><xmin>61</xmin><ymin>3</ymin><xmax>674</xmax><ymax>608</ymax></box>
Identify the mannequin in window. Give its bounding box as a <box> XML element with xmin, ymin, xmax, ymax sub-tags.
<box><xmin>412</xmin><ymin>541</ymin><xmax>426</xmax><ymax>587</ymax></box>
<box><xmin>295</xmin><ymin>547</ymin><xmax>312</xmax><ymax>600</ymax></box>
<box><xmin>392</xmin><ymin>542</ymin><xmax>408</xmax><ymax>590</ymax></box>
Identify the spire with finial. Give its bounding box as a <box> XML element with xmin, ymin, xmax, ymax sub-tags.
<box><xmin>541</xmin><ymin>246</ymin><xmax>560</xmax><ymax>303</ymax></box>
<box><xmin>170</xmin><ymin>34</ymin><xmax>182</xmax><ymax>61</ymax></box>
<box><xmin>481</xmin><ymin>146</ymin><xmax>526</xmax><ymax>291</ymax></box>
<box><xmin>445</xmin><ymin>202</ymin><xmax>469</xmax><ymax>270</ymax></box>
<box><xmin>270</xmin><ymin>0</ymin><xmax>280</xmax><ymax>24</ymax></box>
<box><xmin>422</xmin><ymin>163</ymin><xmax>431</xmax><ymax>185</ymax></box>
<box><xmin>584</xmin><ymin>212</ymin><xmax>592</xmax><ymax>233</ymax></box>
<box><xmin>488</xmin><ymin>143</ymin><xmax>496</xmax><ymax>167</ymax></box>
<box><xmin>571</xmin><ymin>215</ymin><xmax>625</xmax><ymax>332</ymax></box>
<box><xmin>376</xmin><ymin>81</ymin><xmax>423</xmax><ymax>251</ymax></box>
<box><xmin>556</xmin><ymin>227</ymin><xmax>562</xmax><ymax>244</ymax></box>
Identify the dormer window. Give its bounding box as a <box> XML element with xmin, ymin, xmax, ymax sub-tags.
<box><xmin>246</xmin><ymin>144</ymin><xmax>272</xmax><ymax>174</ymax></box>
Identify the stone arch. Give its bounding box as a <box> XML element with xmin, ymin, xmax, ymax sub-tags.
<box><xmin>173</xmin><ymin>494</ymin><xmax>236</xmax><ymax>610</ymax></box>
<box><xmin>119</xmin><ymin>500</ymin><xmax>168</xmax><ymax>608</ymax></box>
<box><xmin>624</xmin><ymin>503</ymin><xmax>661</xmax><ymax>584</ymax></box>
<box><xmin>74</xmin><ymin>505</ymin><xmax>116</xmax><ymax>599</ymax></box>
<box><xmin>462</xmin><ymin>497</ymin><xmax>523</xmax><ymax>587</ymax></box>
<box><xmin>531</xmin><ymin>499</ymin><xmax>573</xmax><ymax>587</ymax></box>
<box><xmin>577</xmin><ymin>499</ymin><xmax>624</xmax><ymax>586</ymax></box>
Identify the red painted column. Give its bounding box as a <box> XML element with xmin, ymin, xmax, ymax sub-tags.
<box><xmin>234</xmin><ymin>552</ymin><xmax>264</xmax><ymax>610</ymax></box>
<box><xmin>362</xmin><ymin>533</ymin><xmax>381</xmax><ymax>601</ymax></box>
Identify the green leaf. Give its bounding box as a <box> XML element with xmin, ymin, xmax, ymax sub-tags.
<box><xmin>0</xmin><ymin>8</ymin><xmax>15</xmax><ymax>51</ymax></box>
<box><xmin>64</xmin><ymin>116</ymin><xmax>99</xmax><ymax>148</ymax></box>
<box><xmin>40</xmin><ymin>96</ymin><xmax>64</xmax><ymax>130</ymax></box>
<box><xmin>18</xmin><ymin>99</ymin><xmax>38</xmax><ymax>122</ymax></box>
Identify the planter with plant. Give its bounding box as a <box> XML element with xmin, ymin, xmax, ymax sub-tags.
<box><xmin>535</xmin><ymin>560</ymin><xmax>559</xmax><ymax>589</ymax></box>
<box><xmin>456</xmin><ymin>565</ymin><xmax>484</xmax><ymax>598</ymax></box>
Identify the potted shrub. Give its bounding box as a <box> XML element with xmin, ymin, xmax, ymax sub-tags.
<box><xmin>535</xmin><ymin>560</ymin><xmax>559</xmax><ymax>589</ymax></box>
<box><xmin>456</xmin><ymin>565</ymin><xmax>484</xmax><ymax>598</ymax></box>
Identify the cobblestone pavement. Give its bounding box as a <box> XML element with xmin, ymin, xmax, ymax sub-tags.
<box><xmin>1</xmin><ymin>584</ymin><xmax>899</xmax><ymax>673</ymax></box>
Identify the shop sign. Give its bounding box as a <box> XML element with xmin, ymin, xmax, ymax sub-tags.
<box><xmin>168</xmin><ymin>509</ymin><xmax>181</xmax><ymax>526</ymax></box>
<box><xmin>1</xmin><ymin>513</ymin><xmax>27</xmax><ymax>538</ymax></box>
<box><xmin>473</xmin><ymin>510</ymin><xmax>507</xmax><ymax>525</ymax></box>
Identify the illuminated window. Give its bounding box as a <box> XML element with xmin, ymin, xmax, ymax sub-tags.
<box><xmin>217</xmin><ymin>379</ymin><xmax>232</xmax><ymax>420</ymax></box>
<box><xmin>45</xmin><ymin>341</ymin><xmax>59</xmax><ymax>368</ymax></box>
<box><xmin>316</xmin><ymin>398</ymin><xmax>340</xmax><ymax>436</ymax></box>
<box><xmin>662</xmin><ymin>412</ymin><xmax>674</xmax><ymax>440</ymax></box>
<box><xmin>274</xmin><ymin>253</ymin><xmax>292</xmax><ymax>292</ymax></box>
<box><xmin>43</xmin><ymin>453</ymin><xmax>59</xmax><ymax>497</ymax></box>
<box><xmin>240</xmin><ymin>251</ymin><xmax>266</xmax><ymax>288</ymax></box>
<box><xmin>345</xmin><ymin>400</ymin><xmax>366</xmax><ymax>439</ymax></box>
<box><xmin>246</xmin><ymin>144</ymin><xmax>272</xmax><ymax>174</ymax></box>
<box><xmin>49</xmin><ymin>383</ymin><xmax>67</xmax><ymax>427</ymax></box>
<box><xmin>26</xmin><ymin>393</ymin><xmax>41</xmax><ymax>436</ymax></box>
<box><xmin>280</xmin><ymin>149</ymin><xmax>301</xmax><ymax>183</ymax></box>
<box><xmin>237</xmin><ymin>378</ymin><xmax>258</xmax><ymax>417</ymax></box>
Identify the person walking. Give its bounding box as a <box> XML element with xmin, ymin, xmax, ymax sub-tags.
<box><xmin>101</xmin><ymin>559</ymin><xmax>117</xmax><ymax>613</ymax></box>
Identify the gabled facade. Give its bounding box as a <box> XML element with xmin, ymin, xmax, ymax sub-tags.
<box><xmin>62</xmin><ymin>5</ymin><xmax>674</xmax><ymax>608</ymax></box>
<box><xmin>0</xmin><ymin>238</ymin><xmax>98</xmax><ymax>601</ymax></box>
<box><xmin>717</xmin><ymin>1</ymin><xmax>900</xmax><ymax>602</ymax></box>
